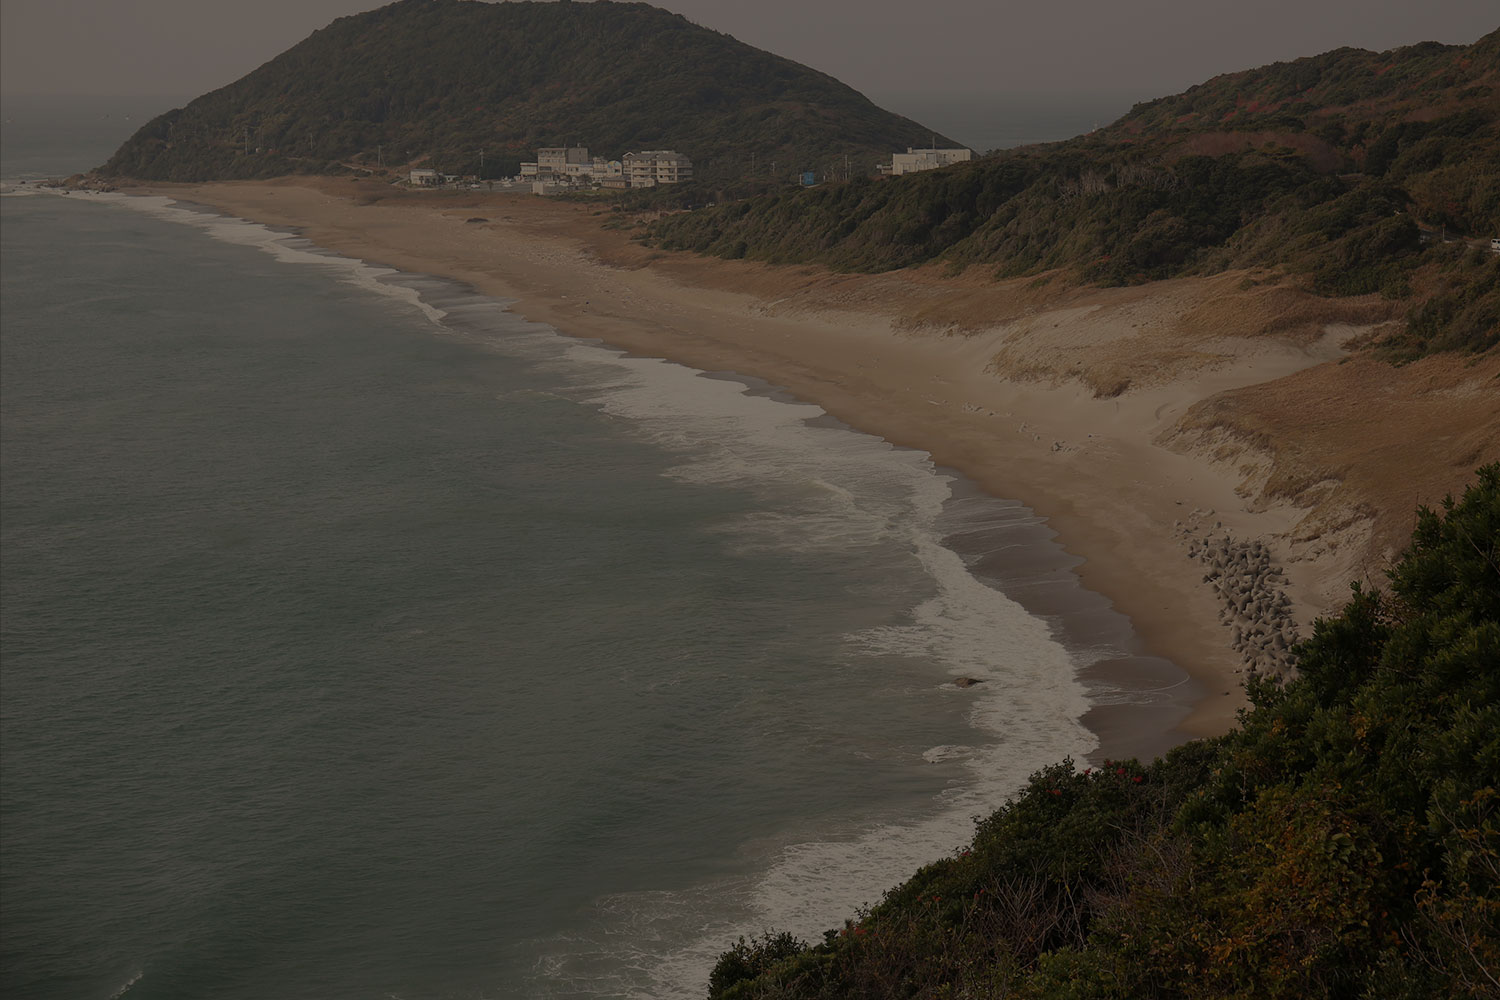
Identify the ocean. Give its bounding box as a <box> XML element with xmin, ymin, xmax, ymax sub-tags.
<box><xmin>871</xmin><ymin>92</ymin><xmax>1135</xmax><ymax>153</ymax></box>
<box><xmin>0</xmin><ymin>96</ymin><xmax>1190</xmax><ymax>1000</ymax></box>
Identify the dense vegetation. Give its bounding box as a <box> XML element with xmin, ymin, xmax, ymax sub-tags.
<box><xmin>97</xmin><ymin>0</ymin><xmax>950</xmax><ymax>184</ymax></box>
<box><xmin>648</xmin><ymin>30</ymin><xmax>1499</xmax><ymax>358</ymax></box>
<box><xmin>711</xmin><ymin>466</ymin><xmax>1500</xmax><ymax>999</ymax></box>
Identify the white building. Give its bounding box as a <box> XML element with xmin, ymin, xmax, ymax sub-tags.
<box><xmin>882</xmin><ymin>147</ymin><xmax>972</xmax><ymax>176</ymax></box>
<box><xmin>409</xmin><ymin>168</ymin><xmax>440</xmax><ymax>186</ymax></box>
<box><xmin>622</xmin><ymin>150</ymin><xmax>693</xmax><ymax>188</ymax></box>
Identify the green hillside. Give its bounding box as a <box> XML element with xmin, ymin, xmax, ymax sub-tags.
<box><xmin>97</xmin><ymin>0</ymin><xmax>952</xmax><ymax>183</ymax></box>
<box><xmin>712</xmin><ymin>466</ymin><xmax>1500</xmax><ymax>1000</ymax></box>
<box><xmin>647</xmin><ymin>31</ymin><xmax>1499</xmax><ymax>358</ymax></box>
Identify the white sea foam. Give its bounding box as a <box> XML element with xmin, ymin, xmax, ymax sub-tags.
<box><xmin>107</xmin><ymin>971</ymin><xmax>143</xmax><ymax>999</ymax></box>
<box><xmin>703</xmin><ymin>546</ymin><xmax>1093</xmax><ymax>994</ymax></box>
<box><xmin>74</xmin><ymin>191</ymin><xmax>449</xmax><ymax>325</ymax></box>
<box><xmin>83</xmin><ymin>191</ymin><xmax>1101</xmax><ymax>998</ymax></box>
<box><xmin>550</xmin><ymin>346</ymin><xmax>956</xmax><ymax>557</ymax></box>
<box><xmin>498</xmin><ymin>339</ymin><xmax>1096</xmax><ymax>998</ymax></box>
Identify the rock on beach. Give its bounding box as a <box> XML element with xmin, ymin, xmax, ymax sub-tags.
<box><xmin>1174</xmin><ymin>512</ymin><xmax>1302</xmax><ymax>681</ymax></box>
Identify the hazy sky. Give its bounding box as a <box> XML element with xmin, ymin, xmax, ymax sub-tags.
<box><xmin>2</xmin><ymin>0</ymin><xmax>1494</xmax><ymax>105</ymax></box>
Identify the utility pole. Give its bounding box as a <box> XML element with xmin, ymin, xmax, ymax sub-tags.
<box><xmin>244</xmin><ymin>126</ymin><xmax>249</xmax><ymax>155</ymax></box>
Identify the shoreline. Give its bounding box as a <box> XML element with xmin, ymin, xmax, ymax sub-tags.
<box><xmin>98</xmin><ymin>180</ymin><xmax>1278</xmax><ymax>747</ymax></box>
<box><xmin>97</xmin><ymin>178</ymin><xmax>1499</xmax><ymax>754</ymax></box>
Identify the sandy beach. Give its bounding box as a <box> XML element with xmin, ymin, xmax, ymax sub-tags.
<box><xmin>120</xmin><ymin>177</ymin><xmax>1500</xmax><ymax>748</ymax></box>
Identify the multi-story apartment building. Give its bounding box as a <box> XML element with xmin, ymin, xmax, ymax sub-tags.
<box><xmin>622</xmin><ymin>150</ymin><xmax>693</xmax><ymax>187</ymax></box>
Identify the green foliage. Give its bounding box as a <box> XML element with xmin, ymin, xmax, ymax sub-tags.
<box><xmin>1116</xmin><ymin>36</ymin><xmax>1497</xmax><ymax>143</ymax></box>
<box><xmin>97</xmin><ymin>0</ymin><xmax>953</xmax><ymax>184</ymax></box>
<box><xmin>708</xmin><ymin>931</ymin><xmax>808</xmax><ymax>999</ymax></box>
<box><xmin>651</xmin><ymin>147</ymin><xmax>1337</xmax><ymax>282</ymax></box>
<box><xmin>1382</xmin><ymin>246</ymin><xmax>1500</xmax><ymax>360</ymax></box>
<box><xmin>648</xmin><ymin>29</ymin><xmax>1498</xmax><ymax>360</ymax></box>
<box><xmin>712</xmin><ymin>467</ymin><xmax>1500</xmax><ymax>998</ymax></box>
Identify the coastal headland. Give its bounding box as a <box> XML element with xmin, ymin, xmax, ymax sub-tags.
<box><xmin>122</xmin><ymin>177</ymin><xmax>1499</xmax><ymax>747</ymax></box>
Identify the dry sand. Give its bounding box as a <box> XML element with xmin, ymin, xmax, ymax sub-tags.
<box><xmin>121</xmin><ymin>177</ymin><xmax>1500</xmax><ymax>748</ymax></box>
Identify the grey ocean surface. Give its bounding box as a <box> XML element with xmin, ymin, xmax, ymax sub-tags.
<box><xmin>0</xmin><ymin>98</ymin><xmax>1186</xmax><ymax>1000</ymax></box>
<box><xmin>872</xmin><ymin>92</ymin><xmax>1134</xmax><ymax>152</ymax></box>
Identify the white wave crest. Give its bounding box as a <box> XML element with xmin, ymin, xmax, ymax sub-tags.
<box><xmin>74</xmin><ymin>191</ymin><xmax>448</xmax><ymax>325</ymax></box>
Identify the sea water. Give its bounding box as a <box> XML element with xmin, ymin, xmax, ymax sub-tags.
<box><xmin>872</xmin><ymin>92</ymin><xmax>1135</xmax><ymax>153</ymax></box>
<box><xmin>1</xmin><ymin>98</ymin><xmax>1189</xmax><ymax>1000</ymax></box>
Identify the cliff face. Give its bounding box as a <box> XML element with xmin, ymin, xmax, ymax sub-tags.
<box><xmin>99</xmin><ymin>0</ymin><xmax>952</xmax><ymax>184</ymax></box>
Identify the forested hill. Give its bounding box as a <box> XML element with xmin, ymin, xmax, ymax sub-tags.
<box><xmin>648</xmin><ymin>30</ymin><xmax>1499</xmax><ymax>358</ymax></box>
<box><xmin>1109</xmin><ymin>30</ymin><xmax>1499</xmax><ymax>158</ymax></box>
<box><xmin>97</xmin><ymin>0</ymin><xmax>952</xmax><ymax>183</ymax></box>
